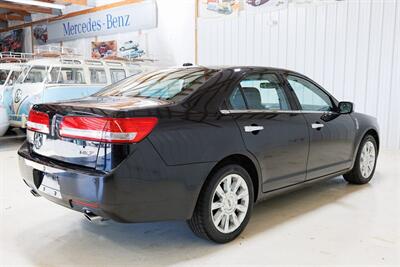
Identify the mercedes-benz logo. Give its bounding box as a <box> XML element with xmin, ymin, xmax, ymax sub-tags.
<box><xmin>33</xmin><ymin>132</ymin><xmax>43</xmax><ymax>150</ymax></box>
<box><xmin>14</xmin><ymin>89</ymin><xmax>22</xmax><ymax>103</ymax></box>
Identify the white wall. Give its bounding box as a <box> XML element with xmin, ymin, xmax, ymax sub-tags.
<box><xmin>198</xmin><ymin>0</ymin><xmax>400</xmax><ymax>149</ymax></box>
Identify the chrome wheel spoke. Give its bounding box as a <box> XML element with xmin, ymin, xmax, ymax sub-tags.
<box><xmin>232</xmin><ymin>178</ymin><xmax>241</xmax><ymax>193</ymax></box>
<box><xmin>237</xmin><ymin>191</ymin><xmax>248</xmax><ymax>200</ymax></box>
<box><xmin>212</xmin><ymin>201</ymin><xmax>223</xmax><ymax>210</ymax></box>
<box><xmin>224</xmin><ymin>175</ymin><xmax>232</xmax><ymax>193</ymax></box>
<box><xmin>213</xmin><ymin>210</ymin><xmax>224</xmax><ymax>226</ymax></box>
<box><xmin>223</xmin><ymin>214</ymin><xmax>230</xmax><ymax>232</ymax></box>
<box><xmin>231</xmin><ymin>213</ymin><xmax>240</xmax><ymax>228</ymax></box>
<box><xmin>236</xmin><ymin>204</ymin><xmax>247</xmax><ymax>212</ymax></box>
<box><xmin>215</xmin><ymin>185</ymin><xmax>225</xmax><ymax>199</ymax></box>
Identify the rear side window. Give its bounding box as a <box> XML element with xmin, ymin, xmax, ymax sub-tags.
<box><xmin>229</xmin><ymin>73</ymin><xmax>290</xmax><ymax>111</ymax></box>
<box><xmin>110</xmin><ymin>69</ymin><xmax>126</xmax><ymax>83</ymax></box>
<box><xmin>89</xmin><ymin>68</ymin><xmax>107</xmax><ymax>84</ymax></box>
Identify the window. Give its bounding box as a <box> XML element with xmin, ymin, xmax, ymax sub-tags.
<box><xmin>229</xmin><ymin>73</ymin><xmax>290</xmax><ymax>110</ymax></box>
<box><xmin>94</xmin><ymin>68</ymin><xmax>217</xmax><ymax>101</ymax></box>
<box><xmin>287</xmin><ymin>75</ymin><xmax>333</xmax><ymax>111</ymax></box>
<box><xmin>7</xmin><ymin>71</ymin><xmax>21</xmax><ymax>85</ymax></box>
<box><xmin>24</xmin><ymin>66</ymin><xmax>49</xmax><ymax>83</ymax></box>
<box><xmin>0</xmin><ymin>70</ymin><xmax>10</xmax><ymax>85</ymax></box>
<box><xmin>49</xmin><ymin>67</ymin><xmax>86</xmax><ymax>84</ymax></box>
<box><xmin>89</xmin><ymin>68</ymin><xmax>107</xmax><ymax>84</ymax></box>
<box><xmin>229</xmin><ymin>86</ymin><xmax>246</xmax><ymax>110</ymax></box>
<box><xmin>49</xmin><ymin>67</ymin><xmax>60</xmax><ymax>82</ymax></box>
<box><xmin>110</xmin><ymin>69</ymin><xmax>126</xmax><ymax>83</ymax></box>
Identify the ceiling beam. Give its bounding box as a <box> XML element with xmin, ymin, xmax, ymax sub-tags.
<box><xmin>59</xmin><ymin>0</ymin><xmax>87</xmax><ymax>5</ymax></box>
<box><xmin>0</xmin><ymin>13</ymin><xmax>25</xmax><ymax>21</ymax></box>
<box><xmin>0</xmin><ymin>2</ymin><xmax>54</xmax><ymax>14</ymax></box>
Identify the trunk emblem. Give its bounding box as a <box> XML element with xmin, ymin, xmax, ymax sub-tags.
<box><xmin>33</xmin><ymin>132</ymin><xmax>43</xmax><ymax>149</ymax></box>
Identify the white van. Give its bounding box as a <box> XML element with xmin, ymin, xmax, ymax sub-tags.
<box><xmin>4</xmin><ymin>57</ymin><xmax>156</xmax><ymax>128</ymax></box>
<box><xmin>0</xmin><ymin>63</ymin><xmax>23</xmax><ymax>102</ymax></box>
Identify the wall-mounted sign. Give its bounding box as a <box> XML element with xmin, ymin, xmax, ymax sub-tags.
<box><xmin>47</xmin><ymin>1</ymin><xmax>157</xmax><ymax>43</ymax></box>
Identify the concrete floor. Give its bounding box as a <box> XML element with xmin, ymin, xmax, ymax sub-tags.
<box><xmin>0</xmin><ymin>139</ymin><xmax>399</xmax><ymax>266</ymax></box>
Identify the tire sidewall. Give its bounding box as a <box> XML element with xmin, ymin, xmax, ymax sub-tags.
<box><xmin>201</xmin><ymin>165</ymin><xmax>254</xmax><ymax>243</ymax></box>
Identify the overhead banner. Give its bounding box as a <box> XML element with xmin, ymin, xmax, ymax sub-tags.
<box><xmin>47</xmin><ymin>1</ymin><xmax>157</xmax><ymax>43</ymax></box>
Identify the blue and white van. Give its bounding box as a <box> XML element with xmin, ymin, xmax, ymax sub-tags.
<box><xmin>4</xmin><ymin>57</ymin><xmax>155</xmax><ymax>128</ymax></box>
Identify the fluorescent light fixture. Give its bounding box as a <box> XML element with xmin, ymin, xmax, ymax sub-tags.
<box><xmin>2</xmin><ymin>0</ymin><xmax>66</xmax><ymax>9</ymax></box>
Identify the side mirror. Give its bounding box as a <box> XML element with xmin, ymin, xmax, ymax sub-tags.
<box><xmin>338</xmin><ymin>101</ymin><xmax>353</xmax><ymax>114</ymax></box>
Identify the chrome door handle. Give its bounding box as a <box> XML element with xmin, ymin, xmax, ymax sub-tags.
<box><xmin>311</xmin><ymin>123</ymin><xmax>324</xmax><ymax>129</ymax></box>
<box><xmin>244</xmin><ymin>126</ymin><xmax>264</xmax><ymax>132</ymax></box>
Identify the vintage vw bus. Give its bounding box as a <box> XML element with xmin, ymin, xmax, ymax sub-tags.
<box><xmin>0</xmin><ymin>63</ymin><xmax>23</xmax><ymax>103</ymax></box>
<box><xmin>4</xmin><ymin>57</ymin><xmax>155</xmax><ymax>128</ymax></box>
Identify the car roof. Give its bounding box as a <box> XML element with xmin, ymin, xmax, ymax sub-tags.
<box><xmin>187</xmin><ymin>65</ymin><xmax>304</xmax><ymax>76</ymax></box>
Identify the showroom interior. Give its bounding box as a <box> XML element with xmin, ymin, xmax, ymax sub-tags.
<box><xmin>0</xmin><ymin>0</ymin><xmax>399</xmax><ymax>266</ymax></box>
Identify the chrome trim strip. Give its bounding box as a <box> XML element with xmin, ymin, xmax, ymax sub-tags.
<box><xmin>220</xmin><ymin>109</ymin><xmax>333</xmax><ymax>114</ymax></box>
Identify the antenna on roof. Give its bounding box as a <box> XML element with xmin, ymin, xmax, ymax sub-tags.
<box><xmin>183</xmin><ymin>63</ymin><xmax>193</xmax><ymax>67</ymax></box>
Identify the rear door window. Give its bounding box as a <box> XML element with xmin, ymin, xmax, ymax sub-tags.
<box><xmin>228</xmin><ymin>73</ymin><xmax>291</xmax><ymax>111</ymax></box>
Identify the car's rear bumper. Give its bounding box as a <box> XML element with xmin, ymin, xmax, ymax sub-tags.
<box><xmin>18</xmin><ymin>140</ymin><xmax>214</xmax><ymax>223</ymax></box>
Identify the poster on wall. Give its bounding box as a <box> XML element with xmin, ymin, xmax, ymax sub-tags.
<box><xmin>245</xmin><ymin>0</ymin><xmax>288</xmax><ymax>11</ymax></box>
<box><xmin>91</xmin><ymin>40</ymin><xmax>118</xmax><ymax>59</ymax></box>
<box><xmin>32</xmin><ymin>25</ymin><xmax>48</xmax><ymax>45</ymax></box>
<box><xmin>201</xmin><ymin>0</ymin><xmax>242</xmax><ymax>17</ymax></box>
<box><xmin>119</xmin><ymin>40</ymin><xmax>145</xmax><ymax>59</ymax></box>
<box><xmin>0</xmin><ymin>29</ymin><xmax>24</xmax><ymax>52</ymax></box>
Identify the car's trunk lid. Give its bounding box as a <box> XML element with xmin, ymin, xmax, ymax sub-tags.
<box><xmin>27</xmin><ymin>96</ymin><xmax>167</xmax><ymax>169</ymax></box>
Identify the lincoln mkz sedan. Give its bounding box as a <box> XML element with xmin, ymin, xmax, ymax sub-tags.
<box><xmin>18</xmin><ymin>66</ymin><xmax>379</xmax><ymax>243</ymax></box>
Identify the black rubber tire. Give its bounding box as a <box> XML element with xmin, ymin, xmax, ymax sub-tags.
<box><xmin>187</xmin><ymin>164</ymin><xmax>254</xmax><ymax>243</ymax></box>
<box><xmin>343</xmin><ymin>135</ymin><xmax>378</xmax><ymax>185</ymax></box>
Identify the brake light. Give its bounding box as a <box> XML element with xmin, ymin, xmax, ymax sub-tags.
<box><xmin>27</xmin><ymin>110</ymin><xmax>50</xmax><ymax>134</ymax></box>
<box><xmin>59</xmin><ymin>117</ymin><xmax>158</xmax><ymax>143</ymax></box>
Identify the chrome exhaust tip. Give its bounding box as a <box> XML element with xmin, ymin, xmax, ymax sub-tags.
<box><xmin>83</xmin><ymin>210</ymin><xmax>105</xmax><ymax>224</ymax></box>
<box><xmin>30</xmin><ymin>189</ymin><xmax>41</xmax><ymax>197</ymax></box>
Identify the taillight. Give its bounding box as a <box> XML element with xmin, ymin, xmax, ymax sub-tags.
<box><xmin>27</xmin><ymin>110</ymin><xmax>50</xmax><ymax>134</ymax></box>
<box><xmin>59</xmin><ymin>117</ymin><xmax>158</xmax><ymax>143</ymax></box>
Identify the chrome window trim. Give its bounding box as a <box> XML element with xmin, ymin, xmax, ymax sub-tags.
<box><xmin>220</xmin><ymin>109</ymin><xmax>334</xmax><ymax>115</ymax></box>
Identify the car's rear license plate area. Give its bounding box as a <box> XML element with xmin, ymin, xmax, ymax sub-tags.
<box><xmin>39</xmin><ymin>174</ymin><xmax>62</xmax><ymax>199</ymax></box>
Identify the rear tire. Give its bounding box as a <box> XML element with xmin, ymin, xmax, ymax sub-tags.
<box><xmin>343</xmin><ymin>135</ymin><xmax>378</xmax><ymax>184</ymax></box>
<box><xmin>187</xmin><ymin>164</ymin><xmax>254</xmax><ymax>243</ymax></box>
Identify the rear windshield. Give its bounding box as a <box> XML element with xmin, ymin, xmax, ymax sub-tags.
<box><xmin>94</xmin><ymin>68</ymin><xmax>217</xmax><ymax>101</ymax></box>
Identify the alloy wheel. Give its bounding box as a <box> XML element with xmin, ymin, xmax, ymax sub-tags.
<box><xmin>360</xmin><ymin>140</ymin><xmax>376</xmax><ymax>178</ymax></box>
<box><xmin>210</xmin><ymin>174</ymin><xmax>249</xmax><ymax>234</ymax></box>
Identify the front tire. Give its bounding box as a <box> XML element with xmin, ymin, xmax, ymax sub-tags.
<box><xmin>187</xmin><ymin>165</ymin><xmax>254</xmax><ymax>243</ymax></box>
<box><xmin>344</xmin><ymin>135</ymin><xmax>378</xmax><ymax>184</ymax></box>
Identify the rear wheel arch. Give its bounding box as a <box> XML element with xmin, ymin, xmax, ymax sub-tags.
<box><xmin>201</xmin><ymin>154</ymin><xmax>260</xmax><ymax>203</ymax></box>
